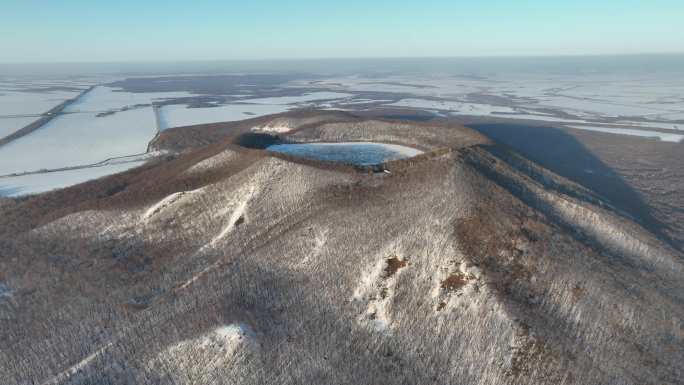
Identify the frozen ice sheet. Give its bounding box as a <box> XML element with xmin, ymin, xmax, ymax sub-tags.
<box><xmin>267</xmin><ymin>142</ymin><xmax>422</xmax><ymax>166</ymax></box>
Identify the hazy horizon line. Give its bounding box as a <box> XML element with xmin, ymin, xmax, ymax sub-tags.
<box><xmin>2</xmin><ymin>51</ymin><xmax>684</xmax><ymax>66</ymax></box>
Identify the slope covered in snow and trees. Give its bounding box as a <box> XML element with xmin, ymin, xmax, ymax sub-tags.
<box><xmin>0</xmin><ymin>111</ymin><xmax>682</xmax><ymax>384</ymax></box>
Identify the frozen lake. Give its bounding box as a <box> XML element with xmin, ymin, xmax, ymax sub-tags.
<box><xmin>266</xmin><ymin>142</ymin><xmax>423</xmax><ymax>166</ymax></box>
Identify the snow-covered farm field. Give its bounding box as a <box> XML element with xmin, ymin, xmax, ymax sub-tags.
<box><xmin>0</xmin><ymin>160</ymin><xmax>146</xmax><ymax>197</ymax></box>
<box><xmin>0</xmin><ymin>82</ymin><xmax>358</xmax><ymax>195</ymax></box>
<box><xmin>64</xmin><ymin>86</ymin><xmax>194</xmax><ymax>113</ymax></box>
<box><xmin>0</xmin><ymin>116</ymin><xmax>39</xmax><ymax>139</ymax></box>
<box><xmin>303</xmin><ymin>71</ymin><xmax>684</xmax><ymax>133</ymax></box>
<box><xmin>159</xmin><ymin>103</ymin><xmax>290</xmax><ymax>129</ymax></box>
<box><xmin>0</xmin><ymin>107</ymin><xmax>156</xmax><ymax>176</ymax></box>
<box><xmin>2</xmin><ymin>61</ymin><xmax>683</xmax><ymax>196</ymax></box>
<box><xmin>386</xmin><ymin>98</ymin><xmax>517</xmax><ymax>116</ymax></box>
<box><xmin>0</xmin><ymin>89</ymin><xmax>82</xmax><ymax>116</ymax></box>
<box><xmin>159</xmin><ymin>92</ymin><xmax>353</xmax><ymax>129</ymax></box>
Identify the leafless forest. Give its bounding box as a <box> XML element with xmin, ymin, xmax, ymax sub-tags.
<box><xmin>1</xmin><ymin>111</ymin><xmax>682</xmax><ymax>384</ymax></box>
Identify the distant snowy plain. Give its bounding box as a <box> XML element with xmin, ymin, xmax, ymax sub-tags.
<box><xmin>1</xmin><ymin>68</ymin><xmax>683</xmax><ymax>197</ymax></box>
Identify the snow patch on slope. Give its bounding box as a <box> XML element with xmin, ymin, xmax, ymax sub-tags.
<box><xmin>141</xmin><ymin>190</ymin><xmax>199</xmax><ymax>222</ymax></box>
<box><xmin>182</xmin><ymin>149</ymin><xmax>238</xmax><ymax>176</ymax></box>
<box><xmin>41</xmin><ymin>343</ymin><xmax>114</xmax><ymax>385</ymax></box>
<box><xmin>148</xmin><ymin>324</ymin><xmax>256</xmax><ymax>381</ymax></box>
<box><xmin>207</xmin><ymin>183</ymin><xmax>256</xmax><ymax>248</ymax></box>
<box><xmin>353</xmin><ymin>253</ymin><xmax>410</xmax><ymax>332</ymax></box>
<box><xmin>302</xmin><ymin>227</ymin><xmax>329</xmax><ymax>266</ymax></box>
<box><xmin>251</xmin><ymin>124</ymin><xmax>293</xmax><ymax>133</ymax></box>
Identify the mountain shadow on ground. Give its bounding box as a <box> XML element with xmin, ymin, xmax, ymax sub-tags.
<box><xmin>467</xmin><ymin>123</ymin><xmax>672</xmax><ymax>246</ymax></box>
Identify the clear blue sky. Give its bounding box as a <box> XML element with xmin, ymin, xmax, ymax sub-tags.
<box><xmin>1</xmin><ymin>0</ymin><xmax>683</xmax><ymax>63</ymax></box>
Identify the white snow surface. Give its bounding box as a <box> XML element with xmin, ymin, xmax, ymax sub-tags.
<box><xmin>537</xmin><ymin>96</ymin><xmax>667</xmax><ymax>118</ymax></box>
<box><xmin>386</xmin><ymin>98</ymin><xmax>516</xmax><ymax>116</ymax></box>
<box><xmin>0</xmin><ymin>116</ymin><xmax>39</xmax><ymax>138</ymax></box>
<box><xmin>158</xmin><ymin>92</ymin><xmax>353</xmax><ymax>129</ymax></box>
<box><xmin>0</xmin><ymin>107</ymin><xmax>156</xmax><ymax>175</ymax></box>
<box><xmin>147</xmin><ymin>323</ymin><xmax>256</xmax><ymax>381</ymax></box>
<box><xmin>312</xmin><ymin>72</ymin><xmax>684</xmax><ymax>130</ymax></box>
<box><xmin>566</xmin><ymin>125</ymin><xmax>684</xmax><ymax>143</ymax></box>
<box><xmin>618</xmin><ymin>120</ymin><xmax>683</xmax><ymax>130</ymax></box>
<box><xmin>240</xmin><ymin>92</ymin><xmax>352</xmax><ymax>105</ymax></box>
<box><xmin>64</xmin><ymin>86</ymin><xmax>194</xmax><ymax>113</ymax></box>
<box><xmin>0</xmin><ymin>160</ymin><xmax>145</xmax><ymax>197</ymax></box>
<box><xmin>251</xmin><ymin>124</ymin><xmax>293</xmax><ymax>133</ymax></box>
<box><xmin>183</xmin><ymin>150</ymin><xmax>238</xmax><ymax>176</ymax></box>
<box><xmin>0</xmin><ymin>90</ymin><xmax>80</xmax><ymax>116</ymax></box>
<box><xmin>159</xmin><ymin>104</ymin><xmax>290</xmax><ymax>129</ymax></box>
<box><xmin>142</xmin><ymin>191</ymin><xmax>191</xmax><ymax>221</ymax></box>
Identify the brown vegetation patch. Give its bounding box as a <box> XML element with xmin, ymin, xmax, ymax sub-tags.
<box><xmin>440</xmin><ymin>272</ymin><xmax>470</xmax><ymax>293</ymax></box>
<box><xmin>570</xmin><ymin>284</ymin><xmax>585</xmax><ymax>303</ymax></box>
<box><xmin>384</xmin><ymin>256</ymin><xmax>408</xmax><ymax>278</ymax></box>
<box><xmin>454</xmin><ymin>203</ymin><xmax>540</xmax><ymax>282</ymax></box>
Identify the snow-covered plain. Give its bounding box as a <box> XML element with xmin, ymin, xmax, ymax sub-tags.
<box><xmin>64</xmin><ymin>86</ymin><xmax>194</xmax><ymax>113</ymax></box>
<box><xmin>3</xmin><ymin>64</ymin><xmax>684</xmax><ymax>197</ymax></box>
<box><xmin>306</xmin><ymin>72</ymin><xmax>684</xmax><ymax>134</ymax></box>
<box><xmin>566</xmin><ymin>125</ymin><xmax>684</xmax><ymax>143</ymax></box>
<box><xmin>387</xmin><ymin>98</ymin><xmax>517</xmax><ymax>116</ymax></box>
<box><xmin>615</xmin><ymin>120</ymin><xmax>683</xmax><ymax>131</ymax></box>
<box><xmin>0</xmin><ymin>85</ymin><xmax>357</xmax><ymax>194</ymax></box>
<box><xmin>158</xmin><ymin>92</ymin><xmax>352</xmax><ymax>129</ymax></box>
<box><xmin>536</xmin><ymin>96</ymin><xmax>669</xmax><ymax>118</ymax></box>
<box><xmin>159</xmin><ymin>104</ymin><xmax>290</xmax><ymax>129</ymax></box>
<box><xmin>0</xmin><ymin>116</ymin><xmax>39</xmax><ymax>138</ymax></box>
<box><xmin>241</xmin><ymin>92</ymin><xmax>352</xmax><ymax>105</ymax></box>
<box><xmin>0</xmin><ymin>107</ymin><xmax>156</xmax><ymax>175</ymax></box>
<box><xmin>0</xmin><ymin>160</ymin><xmax>145</xmax><ymax>197</ymax></box>
<box><xmin>0</xmin><ymin>89</ymin><xmax>81</xmax><ymax>116</ymax></box>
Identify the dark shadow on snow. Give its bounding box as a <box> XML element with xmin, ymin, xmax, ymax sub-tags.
<box><xmin>233</xmin><ymin>133</ymin><xmax>284</xmax><ymax>149</ymax></box>
<box><xmin>468</xmin><ymin>123</ymin><xmax>672</xmax><ymax>245</ymax></box>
